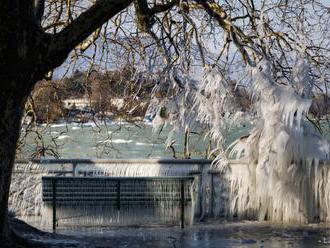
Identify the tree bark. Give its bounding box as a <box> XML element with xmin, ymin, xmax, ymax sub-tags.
<box><xmin>0</xmin><ymin>89</ymin><xmax>26</xmax><ymax>246</ymax></box>
<box><xmin>0</xmin><ymin>2</ymin><xmax>38</xmax><ymax>245</ymax></box>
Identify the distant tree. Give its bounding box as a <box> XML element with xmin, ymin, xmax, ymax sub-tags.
<box><xmin>59</xmin><ymin>70</ymin><xmax>90</xmax><ymax>99</ymax></box>
<box><xmin>90</xmin><ymin>71</ymin><xmax>113</xmax><ymax>114</ymax></box>
<box><xmin>29</xmin><ymin>81</ymin><xmax>65</xmax><ymax>123</ymax></box>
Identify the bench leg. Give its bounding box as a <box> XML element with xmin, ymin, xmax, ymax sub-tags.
<box><xmin>52</xmin><ymin>179</ymin><xmax>57</xmax><ymax>232</ymax></box>
<box><xmin>181</xmin><ymin>180</ymin><xmax>185</xmax><ymax>228</ymax></box>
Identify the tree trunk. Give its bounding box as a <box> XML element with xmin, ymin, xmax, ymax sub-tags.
<box><xmin>0</xmin><ymin>0</ymin><xmax>134</xmax><ymax>245</ymax></box>
<box><xmin>0</xmin><ymin>89</ymin><xmax>26</xmax><ymax>246</ymax></box>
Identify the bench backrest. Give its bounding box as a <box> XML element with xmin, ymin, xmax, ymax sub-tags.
<box><xmin>42</xmin><ymin>176</ymin><xmax>194</xmax><ymax>206</ymax></box>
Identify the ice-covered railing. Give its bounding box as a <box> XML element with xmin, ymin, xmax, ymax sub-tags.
<box><xmin>14</xmin><ymin>158</ymin><xmax>210</xmax><ymax>176</ymax></box>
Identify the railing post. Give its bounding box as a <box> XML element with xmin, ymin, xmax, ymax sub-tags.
<box><xmin>52</xmin><ymin>178</ymin><xmax>57</xmax><ymax>232</ymax></box>
<box><xmin>180</xmin><ymin>179</ymin><xmax>185</xmax><ymax>229</ymax></box>
<box><xmin>117</xmin><ymin>180</ymin><xmax>121</xmax><ymax>211</ymax></box>
<box><xmin>72</xmin><ymin>163</ymin><xmax>77</xmax><ymax>176</ymax></box>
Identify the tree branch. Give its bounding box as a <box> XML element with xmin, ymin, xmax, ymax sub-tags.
<box><xmin>151</xmin><ymin>1</ymin><xmax>179</xmax><ymax>14</ymax></box>
<box><xmin>135</xmin><ymin>0</ymin><xmax>178</xmax><ymax>33</ymax></box>
<box><xmin>191</xmin><ymin>0</ymin><xmax>256</xmax><ymax>65</ymax></box>
<box><xmin>46</xmin><ymin>0</ymin><xmax>133</xmax><ymax>69</ymax></box>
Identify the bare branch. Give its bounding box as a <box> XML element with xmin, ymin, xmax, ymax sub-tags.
<box><xmin>191</xmin><ymin>0</ymin><xmax>255</xmax><ymax>65</ymax></box>
<box><xmin>47</xmin><ymin>0</ymin><xmax>133</xmax><ymax>69</ymax></box>
<box><xmin>135</xmin><ymin>0</ymin><xmax>178</xmax><ymax>33</ymax></box>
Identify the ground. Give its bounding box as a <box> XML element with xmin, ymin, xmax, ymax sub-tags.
<box><xmin>10</xmin><ymin>217</ymin><xmax>330</xmax><ymax>248</ymax></box>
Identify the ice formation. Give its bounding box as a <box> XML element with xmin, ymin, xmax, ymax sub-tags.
<box><xmin>145</xmin><ymin>66</ymin><xmax>248</xmax><ymax>153</ymax></box>
<box><xmin>145</xmin><ymin>57</ymin><xmax>330</xmax><ymax>223</ymax></box>
<box><xmin>145</xmin><ymin>70</ymin><xmax>199</xmax><ymax>149</ymax></box>
<box><xmin>218</xmin><ymin>59</ymin><xmax>330</xmax><ymax>223</ymax></box>
<box><xmin>9</xmin><ymin>162</ymin><xmax>48</xmax><ymax>218</ymax></box>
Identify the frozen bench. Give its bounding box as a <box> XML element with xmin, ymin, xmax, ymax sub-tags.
<box><xmin>42</xmin><ymin>176</ymin><xmax>194</xmax><ymax>230</ymax></box>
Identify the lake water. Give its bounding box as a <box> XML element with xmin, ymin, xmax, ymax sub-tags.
<box><xmin>19</xmin><ymin>120</ymin><xmax>329</xmax><ymax>160</ymax></box>
<box><xmin>18</xmin><ymin>121</ymin><xmax>250</xmax><ymax>159</ymax></box>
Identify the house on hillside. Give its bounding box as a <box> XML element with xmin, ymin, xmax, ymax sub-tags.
<box><xmin>63</xmin><ymin>98</ymin><xmax>92</xmax><ymax>111</ymax></box>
